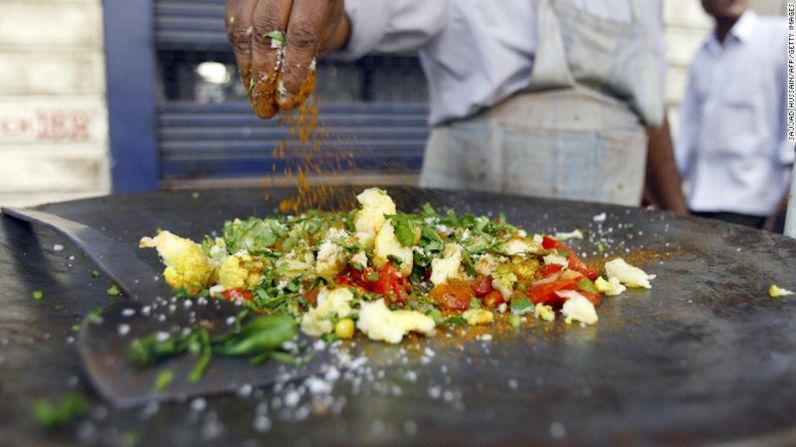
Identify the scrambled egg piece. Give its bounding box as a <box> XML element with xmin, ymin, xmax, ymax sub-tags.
<box><xmin>554</xmin><ymin>229</ymin><xmax>583</xmax><ymax>241</ymax></box>
<box><xmin>559</xmin><ymin>290</ymin><xmax>598</xmax><ymax>325</ymax></box>
<box><xmin>354</xmin><ymin>188</ymin><xmax>396</xmax><ymax>245</ymax></box>
<box><xmin>475</xmin><ymin>253</ymin><xmax>500</xmax><ymax>276</ymax></box>
<box><xmin>502</xmin><ymin>237</ymin><xmax>538</xmax><ymax>256</ymax></box>
<box><xmin>218</xmin><ymin>251</ymin><xmax>264</xmax><ymax>289</ymax></box>
<box><xmin>605</xmin><ymin>258</ymin><xmax>654</xmax><ymax>288</ymax></box>
<box><xmin>374</xmin><ymin>220</ymin><xmax>414</xmax><ymax>276</ymax></box>
<box><xmin>595</xmin><ymin>276</ymin><xmax>627</xmax><ymax>296</ymax></box>
<box><xmin>542</xmin><ymin>254</ymin><xmax>569</xmax><ymax>268</ymax></box>
<box><xmin>769</xmin><ymin>284</ymin><xmax>795</xmax><ymax>298</ymax></box>
<box><xmin>534</xmin><ymin>304</ymin><xmax>555</xmax><ymax>322</ymax></box>
<box><xmin>301</xmin><ymin>288</ymin><xmax>354</xmax><ymax>337</ymax></box>
<box><xmin>492</xmin><ymin>263</ymin><xmax>517</xmax><ymax>299</ymax></box>
<box><xmin>139</xmin><ymin>231</ymin><xmax>214</xmax><ymax>294</ymax></box>
<box><xmin>315</xmin><ymin>228</ymin><xmax>351</xmax><ymax>280</ymax></box>
<box><xmin>430</xmin><ymin>243</ymin><xmax>463</xmax><ymax>286</ymax></box>
<box><xmin>356</xmin><ymin>299</ymin><xmax>435</xmax><ymax>344</ymax></box>
<box><xmin>463</xmin><ymin>308</ymin><xmax>494</xmax><ymax>325</ymax></box>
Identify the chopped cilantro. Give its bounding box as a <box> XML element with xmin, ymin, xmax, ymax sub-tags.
<box><xmin>391</xmin><ymin>214</ymin><xmax>417</xmax><ymax>247</ymax></box>
<box><xmin>442</xmin><ymin>316</ymin><xmax>467</xmax><ymax>326</ymax></box>
<box><xmin>469</xmin><ymin>297</ymin><xmax>481</xmax><ymax>309</ymax></box>
<box><xmin>508</xmin><ymin>314</ymin><xmax>521</xmax><ymax>327</ymax></box>
<box><xmin>33</xmin><ymin>392</ymin><xmax>90</xmax><ymax>430</ymax></box>
<box><xmin>91</xmin><ymin>270</ymin><xmax>101</xmax><ymax>278</ymax></box>
<box><xmin>32</xmin><ymin>290</ymin><xmax>43</xmax><ymax>301</ymax></box>
<box><xmin>367</xmin><ymin>271</ymin><xmax>380</xmax><ymax>282</ymax></box>
<box><xmin>154</xmin><ymin>370</ymin><xmax>174</xmax><ymax>391</ymax></box>
<box><xmin>191</xmin><ymin>191</ymin><xmax>200</xmax><ymax>199</ymax></box>
<box><xmin>107</xmin><ymin>285</ymin><xmax>121</xmax><ymax>297</ymax></box>
<box><xmin>87</xmin><ymin>308</ymin><xmax>103</xmax><ymax>324</ymax></box>
<box><xmin>510</xmin><ymin>296</ymin><xmax>533</xmax><ymax>315</ymax></box>
<box><xmin>427</xmin><ymin>308</ymin><xmax>443</xmax><ymax>323</ymax></box>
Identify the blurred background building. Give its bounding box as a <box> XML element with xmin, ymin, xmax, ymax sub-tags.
<box><xmin>0</xmin><ymin>0</ymin><xmax>788</xmax><ymax>206</ymax></box>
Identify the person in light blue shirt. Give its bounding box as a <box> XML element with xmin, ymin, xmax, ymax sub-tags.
<box><xmin>675</xmin><ymin>0</ymin><xmax>791</xmax><ymax>229</ymax></box>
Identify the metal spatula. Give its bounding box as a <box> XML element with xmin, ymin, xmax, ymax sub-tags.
<box><xmin>2</xmin><ymin>207</ymin><xmax>330</xmax><ymax>408</ymax></box>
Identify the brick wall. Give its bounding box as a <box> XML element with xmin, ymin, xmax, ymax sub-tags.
<box><xmin>0</xmin><ymin>0</ymin><xmax>110</xmax><ymax>207</ymax></box>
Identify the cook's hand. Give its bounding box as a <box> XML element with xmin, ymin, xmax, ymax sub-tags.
<box><xmin>225</xmin><ymin>0</ymin><xmax>348</xmax><ymax>118</ymax></box>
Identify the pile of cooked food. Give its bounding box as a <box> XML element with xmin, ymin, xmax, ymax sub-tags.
<box><xmin>140</xmin><ymin>188</ymin><xmax>654</xmax><ymax>345</ymax></box>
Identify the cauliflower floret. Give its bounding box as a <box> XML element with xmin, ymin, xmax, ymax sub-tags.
<box><xmin>354</xmin><ymin>188</ymin><xmax>396</xmax><ymax>245</ymax></box>
<box><xmin>430</xmin><ymin>243</ymin><xmax>463</xmax><ymax>286</ymax></box>
<box><xmin>595</xmin><ymin>276</ymin><xmax>626</xmax><ymax>296</ymax></box>
<box><xmin>534</xmin><ymin>304</ymin><xmax>555</xmax><ymax>322</ymax></box>
<box><xmin>315</xmin><ymin>232</ymin><xmax>348</xmax><ymax>280</ymax></box>
<box><xmin>374</xmin><ymin>220</ymin><xmax>413</xmax><ymax>276</ymax></box>
<box><xmin>605</xmin><ymin>258</ymin><xmax>655</xmax><ymax>289</ymax></box>
<box><xmin>356</xmin><ymin>299</ymin><xmax>435</xmax><ymax>344</ymax></box>
<box><xmin>218</xmin><ymin>251</ymin><xmax>264</xmax><ymax>290</ymax></box>
<box><xmin>463</xmin><ymin>308</ymin><xmax>494</xmax><ymax>326</ymax></box>
<box><xmin>300</xmin><ymin>288</ymin><xmax>354</xmax><ymax>337</ymax></box>
<box><xmin>139</xmin><ymin>231</ymin><xmax>214</xmax><ymax>295</ymax></box>
<box><xmin>491</xmin><ymin>263</ymin><xmax>517</xmax><ymax>299</ymax></box>
<box><xmin>558</xmin><ymin>290</ymin><xmax>598</xmax><ymax>325</ymax></box>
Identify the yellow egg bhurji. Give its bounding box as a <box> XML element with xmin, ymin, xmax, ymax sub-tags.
<box><xmin>140</xmin><ymin>188</ymin><xmax>655</xmax><ymax>344</ymax></box>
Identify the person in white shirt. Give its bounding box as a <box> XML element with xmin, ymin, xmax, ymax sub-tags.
<box><xmin>675</xmin><ymin>0</ymin><xmax>791</xmax><ymax>228</ymax></box>
<box><xmin>224</xmin><ymin>0</ymin><xmax>687</xmax><ymax>212</ymax></box>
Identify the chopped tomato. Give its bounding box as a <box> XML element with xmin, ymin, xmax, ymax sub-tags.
<box><xmin>371</xmin><ymin>262</ymin><xmax>409</xmax><ymax>305</ymax></box>
<box><xmin>566</xmin><ymin>253</ymin><xmax>599</xmax><ymax>280</ymax></box>
<box><xmin>538</xmin><ymin>264</ymin><xmax>563</xmax><ymax>277</ymax></box>
<box><xmin>221</xmin><ymin>288</ymin><xmax>253</xmax><ymax>302</ymax></box>
<box><xmin>482</xmin><ymin>290</ymin><xmax>506</xmax><ymax>308</ymax></box>
<box><xmin>473</xmin><ymin>275</ymin><xmax>495</xmax><ymax>298</ymax></box>
<box><xmin>429</xmin><ymin>279</ymin><xmax>473</xmax><ymax>311</ymax></box>
<box><xmin>541</xmin><ymin>235</ymin><xmax>569</xmax><ymax>250</ymax></box>
<box><xmin>526</xmin><ymin>274</ymin><xmax>581</xmax><ymax>307</ymax></box>
<box><xmin>302</xmin><ymin>287</ymin><xmax>320</xmax><ymax>307</ymax></box>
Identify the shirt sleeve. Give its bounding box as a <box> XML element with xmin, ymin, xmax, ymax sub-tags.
<box><xmin>337</xmin><ymin>0</ymin><xmax>450</xmax><ymax>60</ymax></box>
<box><xmin>675</xmin><ymin>65</ymin><xmax>701</xmax><ymax>178</ymax></box>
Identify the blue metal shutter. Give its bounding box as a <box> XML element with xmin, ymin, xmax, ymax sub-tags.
<box><xmin>153</xmin><ymin>0</ymin><xmax>429</xmax><ymax>184</ymax></box>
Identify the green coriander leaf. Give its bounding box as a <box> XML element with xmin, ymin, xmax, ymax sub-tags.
<box><xmin>442</xmin><ymin>316</ymin><xmax>467</xmax><ymax>326</ymax></box>
<box><xmin>32</xmin><ymin>290</ymin><xmax>44</xmax><ymax>301</ymax></box>
<box><xmin>33</xmin><ymin>392</ymin><xmax>90</xmax><ymax>430</ymax></box>
<box><xmin>91</xmin><ymin>270</ymin><xmax>101</xmax><ymax>278</ymax></box>
<box><xmin>367</xmin><ymin>271</ymin><xmax>380</xmax><ymax>282</ymax></box>
<box><xmin>213</xmin><ymin>314</ymin><xmax>297</xmax><ymax>356</ymax></box>
<box><xmin>107</xmin><ymin>285</ymin><xmax>121</xmax><ymax>297</ymax></box>
<box><xmin>191</xmin><ymin>192</ymin><xmax>200</xmax><ymax>199</ymax></box>
<box><xmin>510</xmin><ymin>296</ymin><xmax>533</xmax><ymax>315</ymax></box>
<box><xmin>321</xmin><ymin>332</ymin><xmax>340</xmax><ymax>344</ymax></box>
<box><xmin>577</xmin><ymin>278</ymin><xmax>598</xmax><ymax>293</ymax></box>
<box><xmin>596</xmin><ymin>242</ymin><xmax>605</xmax><ymax>253</ymax></box>
<box><xmin>87</xmin><ymin>308</ymin><xmax>103</xmax><ymax>325</ymax></box>
<box><xmin>427</xmin><ymin>308</ymin><xmax>443</xmax><ymax>324</ymax></box>
<box><xmin>391</xmin><ymin>214</ymin><xmax>416</xmax><ymax>247</ymax></box>
<box><xmin>469</xmin><ymin>297</ymin><xmax>481</xmax><ymax>309</ymax></box>
<box><xmin>154</xmin><ymin>370</ymin><xmax>174</xmax><ymax>391</ymax></box>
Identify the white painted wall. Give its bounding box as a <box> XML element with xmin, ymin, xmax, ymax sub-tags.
<box><xmin>0</xmin><ymin>0</ymin><xmax>110</xmax><ymax>207</ymax></box>
<box><xmin>664</xmin><ymin>0</ymin><xmax>786</xmax><ymax>137</ymax></box>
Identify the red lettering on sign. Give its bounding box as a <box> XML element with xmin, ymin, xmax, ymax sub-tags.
<box><xmin>0</xmin><ymin>110</ymin><xmax>93</xmax><ymax>142</ymax></box>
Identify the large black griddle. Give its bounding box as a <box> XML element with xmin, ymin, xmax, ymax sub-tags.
<box><xmin>2</xmin><ymin>186</ymin><xmax>796</xmax><ymax>446</ymax></box>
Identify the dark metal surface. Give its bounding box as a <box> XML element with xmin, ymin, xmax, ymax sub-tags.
<box><xmin>1</xmin><ymin>207</ymin><xmax>330</xmax><ymax>408</ymax></box>
<box><xmin>2</xmin><ymin>187</ymin><xmax>796</xmax><ymax>447</ymax></box>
